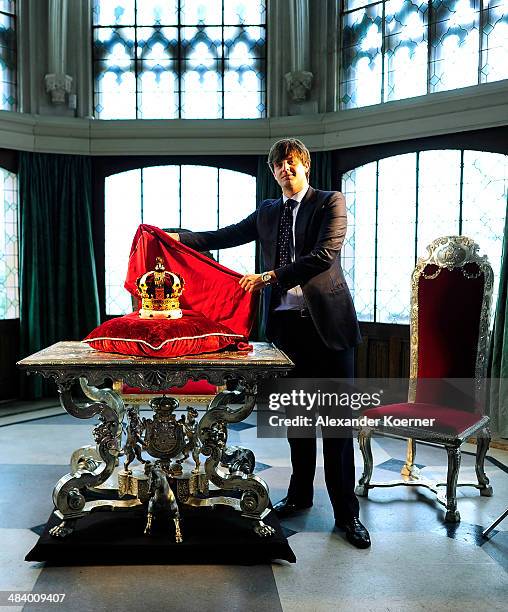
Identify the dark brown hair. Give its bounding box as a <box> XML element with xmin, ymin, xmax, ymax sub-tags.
<box><xmin>267</xmin><ymin>138</ymin><xmax>311</xmax><ymax>178</ymax></box>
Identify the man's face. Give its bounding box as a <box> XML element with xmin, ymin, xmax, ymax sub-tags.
<box><xmin>272</xmin><ymin>154</ymin><xmax>309</xmax><ymax>196</ymax></box>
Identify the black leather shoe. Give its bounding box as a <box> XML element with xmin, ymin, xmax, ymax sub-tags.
<box><xmin>273</xmin><ymin>497</ymin><xmax>313</xmax><ymax>518</ymax></box>
<box><xmin>335</xmin><ymin>517</ymin><xmax>371</xmax><ymax>549</ymax></box>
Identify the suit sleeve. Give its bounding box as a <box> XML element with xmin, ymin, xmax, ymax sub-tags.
<box><xmin>179</xmin><ymin>210</ymin><xmax>258</xmax><ymax>251</ymax></box>
<box><xmin>274</xmin><ymin>192</ymin><xmax>347</xmax><ymax>289</ymax></box>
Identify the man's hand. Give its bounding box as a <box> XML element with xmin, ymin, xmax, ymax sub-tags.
<box><xmin>239</xmin><ymin>274</ymin><xmax>265</xmax><ymax>293</ymax></box>
<box><xmin>239</xmin><ymin>271</ymin><xmax>276</xmax><ymax>293</ymax></box>
<box><xmin>167</xmin><ymin>232</ymin><xmax>180</xmax><ymax>241</ymax></box>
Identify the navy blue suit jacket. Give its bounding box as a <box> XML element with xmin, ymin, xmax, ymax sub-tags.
<box><xmin>180</xmin><ymin>186</ymin><xmax>361</xmax><ymax>351</ymax></box>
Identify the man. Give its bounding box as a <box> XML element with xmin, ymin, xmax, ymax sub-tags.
<box><xmin>168</xmin><ymin>138</ymin><xmax>370</xmax><ymax>548</ymax></box>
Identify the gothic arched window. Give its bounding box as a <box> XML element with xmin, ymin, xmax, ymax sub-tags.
<box><xmin>104</xmin><ymin>164</ymin><xmax>256</xmax><ymax>315</ymax></box>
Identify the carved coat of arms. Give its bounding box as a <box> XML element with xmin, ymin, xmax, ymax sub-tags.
<box><xmin>142</xmin><ymin>396</ymin><xmax>185</xmax><ymax>460</ymax></box>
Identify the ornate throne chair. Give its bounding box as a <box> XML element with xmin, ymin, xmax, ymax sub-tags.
<box><xmin>355</xmin><ymin>236</ymin><xmax>494</xmax><ymax>522</ymax></box>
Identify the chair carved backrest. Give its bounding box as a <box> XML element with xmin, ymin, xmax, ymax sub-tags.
<box><xmin>409</xmin><ymin>236</ymin><xmax>494</xmax><ymax>410</ymax></box>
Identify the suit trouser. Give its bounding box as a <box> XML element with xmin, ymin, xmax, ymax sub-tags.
<box><xmin>268</xmin><ymin>310</ymin><xmax>360</xmax><ymax>522</ymax></box>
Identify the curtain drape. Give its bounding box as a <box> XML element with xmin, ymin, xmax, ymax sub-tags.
<box><xmin>19</xmin><ymin>152</ymin><xmax>100</xmax><ymax>398</ymax></box>
<box><xmin>488</xmin><ymin>200</ymin><xmax>508</xmax><ymax>437</ymax></box>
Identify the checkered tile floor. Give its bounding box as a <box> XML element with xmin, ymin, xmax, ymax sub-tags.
<box><xmin>0</xmin><ymin>403</ymin><xmax>506</xmax><ymax>612</ymax></box>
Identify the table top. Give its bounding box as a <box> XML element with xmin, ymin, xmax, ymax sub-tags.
<box><xmin>17</xmin><ymin>341</ymin><xmax>294</xmax><ymax>389</ymax></box>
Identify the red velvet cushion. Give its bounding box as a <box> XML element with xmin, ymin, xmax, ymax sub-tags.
<box><xmin>363</xmin><ymin>403</ymin><xmax>483</xmax><ymax>435</ymax></box>
<box><xmin>122</xmin><ymin>380</ymin><xmax>218</xmax><ymax>395</ymax></box>
<box><xmin>416</xmin><ymin>266</ymin><xmax>484</xmax><ymax>404</ymax></box>
<box><xmin>84</xmin><ymin>310</ymin><xmax>250</xmax><ymax>358</ymax></box>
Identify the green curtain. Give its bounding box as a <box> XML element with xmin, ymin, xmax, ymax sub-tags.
<box><xmin>488</xmin><ymin>199</ymin><xmax>508</xmax><ymax>437</ymax></box>
<box><xmin>254</xmin><ymin>150</ymin><xmax>334</xmax><ymax>339</ymax></box>
<box><xmin>309</xmin><ymin>151</ymin><xmax>334</xmax><ymax>191</ymax></box>
<box><xmin>19</xmin><ymin>152</ymin><xmax>100</xmax><ymax>398</ymax></box>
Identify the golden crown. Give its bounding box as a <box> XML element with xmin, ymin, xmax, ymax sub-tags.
<box><xmin>136</xmin><ymin>257</ymin><xmax>185</xmax><ymax>319</ymax></box>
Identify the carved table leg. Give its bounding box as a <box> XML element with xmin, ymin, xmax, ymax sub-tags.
<box><xmin>50</xmin><ymin>379</ymin><xmax>125</xmax><ymax>538</ymax></box>
<box><xmin>198</xmin><ymin>383</ymin><xmax>275</xmax><ymax>537</ymax></box>
<box><xmin>79</xmin><ymin>378</ymin><xmax>124</xmax><ymax>455</ymax></box>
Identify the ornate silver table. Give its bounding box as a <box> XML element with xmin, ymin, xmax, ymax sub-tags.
<box><xmin>17</xmin><ymin>341</ymin><xmax>293</xmax><ymax>540</ymax></box>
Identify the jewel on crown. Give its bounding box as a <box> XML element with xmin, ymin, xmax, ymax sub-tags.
<box><xmin>136</xmin><ymin>256</ymin><xmax>185</xmax><ymax>319</ymax></box>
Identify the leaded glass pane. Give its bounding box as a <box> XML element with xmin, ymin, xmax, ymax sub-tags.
<box><xmin>0</xmin><ymin>3</ymin><xmax>16</xmax><ymax>112</ymax></box>
<box><xmin>223</xmin><ymin>25</ymin><xmax>265</xmax><ymax>118</ymax></box>
<box><xmin>0</xmin><ymin>1</ymin><xmax>15</xmax><ymax>13</ymax></box>
<box><xmin>417</xmin><ymin>150</ymin><xmax>461</xmax><ymax>254</ymax></box>
<box><xmin>342</xmin><ymin>163</ymin><xmax>377</xmax><ymax>322</ymax></box>
<box><xmin>217</xmin><ymin>169</ymin><xmax>256</xmax><ymax>274</ymax></box>
<box><xmin>93</xmin><ymin>0</ymin><xmax>135</xmax><ymax>26</ymax></box>
<box><xmin>480</xmin><ymin>1</ymin><xmax>508</xmax><ymax>83</ymax></box>
<box><xmin>181</xmin><ymin>0</ymin><xmax>222</xmax><ymax>25</ymax></box>
<box><xmin>105</xmin><ymin>170</ymin><xmax>142</xmax><ymax>315</ymax></box>
<box><xmin>384</xmin><ymin>0</ymin><xmax>428</xmax><ymax>101</ymax></box>
<box><xmin>138</xmin><ymin>61</ymin><xmax>178</xmax><ymax>118</ymax></box>
<box><xmin>94</xmin><ymin>1</ymin><xmax>265</xmax><ymax>119</ymax></box>
<box><xmin>345</xmin><ymin>0</ymin><xmax>381</xmax><ymax>10</ymax></box>
<box><xmin>341</xmin><ymin>4</ymin><xmax>383</xmax><ymax>108</ymax></box>
<box><xmin>181</xmin><ymin>65</ymin><xmax>222</xmax><ymax>118</ymax></box>
<box><xmin>224</xmin><ymin>0</ymin><xmax>266</xmax><ymax>24</ymax></box>
<box><xmin>376</xmin><ymin>154</ymin><xmax>417</xmax><ymax>323</ymax></box>
<box><xmin>462</xmin><ymin>151</ymin><xmax>508</xmax><ymax>311</ymax></box>
<box><xmin>93</xmin><ymin>26</ymin><xmax>136</xmax><ymax>118</ymax></box>
<box><xmin>429</xmin><ymin>0</ymin><xmax>480</xmax><ymax>92</ymax></box>
<box><xmin>136</xmin><ymin>27</ymin><xmax>178</xmax><ymax>117</ymax></box>
<box><xmin>141</xmin><ymin>166</ymin><xmax>180</xmax><ymax>228</ymax></box>
<box><xmin>180</xmin><ymin>166</ymin><xmax>219</xmax><ymax>231</ymax></box>
<box><xmin>181</xmin><ymin>26</ymin><xmax>222</xmax><ymax>61</ymax></box>
<box><xmin>95</xmin><ymin>69</ymin><xmax>136</xmax><ymax>118</ymax></box>
<box><xmin>0</xmin><ymin>168</ymin><xmax>18</xmax><ymax>319</ymax></box>
<box><xmin>136</xmin><ymin>0</ymin><xmax>178</xmax><ymax>25</ymax></box>
<box><xmin>137</xmin><ymin>26</ymin><xmax>178</xmax><ymax>58</ymax></box>
<box><xmin>181</xmin><ymin>26</ymin><xmax>222</xmax><ymax>118</ymax></box>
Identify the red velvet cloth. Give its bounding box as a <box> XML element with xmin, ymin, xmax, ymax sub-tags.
<box><xmin>363</xmin><ymin>403</ymin><xmax>482</xmax><ymax>435</ymax></box>
<box><xmin>84</xmin><ymin>311</ymin><xmax>249</xmax><ymax>358</ymax></box>
<box><xmin>415</xmin><ymin>265</ymin><xmax>484</xmax><ymax>406</ymax></box>
<box><xmin>125</xmin><ymin>224</ymin><xmax>257</xmax><ymax>337</ymax></box>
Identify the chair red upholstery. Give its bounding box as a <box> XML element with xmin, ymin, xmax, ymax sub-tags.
<box><xmin>356</xmin><ymin>236</ymin><xmax>494</xmax><ymax>523</ymax></box>
<box><xmin>363</xmin><ymin>403</ymin><xmax>482</xmax><ymax>436</ymax></box>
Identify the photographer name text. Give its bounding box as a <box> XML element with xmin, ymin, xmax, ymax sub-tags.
<box><xmin>268</xmin><ymin>415</ymin><xmax>436</xmax><ymax>428</ymax></box>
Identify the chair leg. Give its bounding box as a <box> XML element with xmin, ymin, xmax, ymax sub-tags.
<box><xmin>476</xmin><ymin>426</ymin><xmax>493</xmax><ymax>497</ymax></box>
<box><xmin>355</xmin><ymin>428</ymin><xmax>373</xmax><ymax>497</ymax></box>
<box><xmin>445</xmin><ymin>446</ymin><xmax>461</xmax><ymax>523</ymax></box>
<box><xmin>401</xmin><ymin>438</ymin><xmax>420</xmax><ymax>478</ymax></box>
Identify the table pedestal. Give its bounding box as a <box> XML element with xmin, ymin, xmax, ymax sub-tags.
<box><xmin>17</xmin><ymin>341</ymin><xmax>293</xmax><ymax>542</ymax></box>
